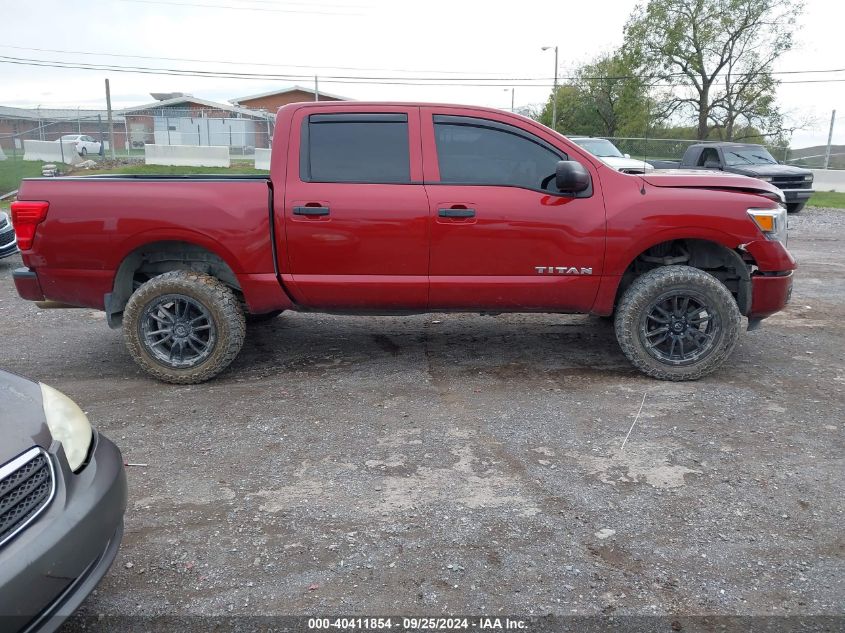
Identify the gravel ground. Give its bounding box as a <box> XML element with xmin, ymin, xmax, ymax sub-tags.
<box><xmin>0</xmin><ymin>208</ymin><xmax>843</xmax><ymax>629</ymax></box>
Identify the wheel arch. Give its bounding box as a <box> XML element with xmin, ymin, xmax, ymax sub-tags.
<box><xmin>598</xmin><ymin>236</ymin><xmax>753</xmax><ymax>316</ymax></box>
<box><xmin>105</xmin><ymin>239</ymin><xmax>242</xmax><ymax>328</ymax></box>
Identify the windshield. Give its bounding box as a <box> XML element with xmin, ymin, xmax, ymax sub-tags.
<box><xmin>60</xmin><ymin>135</ymin><xmax>79</xmax><ymax>140</ymax></box>
<box><xmin>723</xmin><ymin>148</ymin><xmax>778</xmax><ymax>166</ymax></box>
<box><xmin>573</xmin><ymin>138</ymin><xmax>624</xmax><ymax>158</ymax></box>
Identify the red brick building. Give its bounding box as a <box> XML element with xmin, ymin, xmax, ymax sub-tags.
<box><xmin>229</xmin><ymin>85</ymin><xmax>348</xmax><ymax>113</ymax></box>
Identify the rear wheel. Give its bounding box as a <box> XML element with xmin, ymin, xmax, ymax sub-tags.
<box><xmin>614</xmin><ymin>266</ymin><xmax>741</xmax><ymax>381</ymax></box>
<box><xmin>123</xmin><ymin>271</ymin><xmax>245</xmax><ymax>384</ymax></box>
<box><xmin>786</xmin><ymin>202</ymin><xmax>805</xmax><ymax>214</ymax></box>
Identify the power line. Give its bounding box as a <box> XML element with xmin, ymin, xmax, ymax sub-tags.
<box><xmin>2</xmin><ymin>55</ymin><xmax>845</xmax><ymax>88</ymax></box>
<box><xmin>0</xmin><ymin>45</ymin><xmax>532</xmax><ymax>77</ymax></box>
<box><xmin>2</xmin><ymin>45</ymin><xmax>844</xmax><ymax>82</ymax></box>
<box><xmin>0</xmin><ymin>55</ymin><xmax>557</xmax><ymax>83</ymax></box>
<box><xmin>118</xmin><ymin>0</ymin><xmax>363</xmax><ymax>15</ymax></box>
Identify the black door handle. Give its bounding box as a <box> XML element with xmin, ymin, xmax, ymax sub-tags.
<box><xmin>438</xmin><ymin>208</ymin><xmax>476</xmax><ymax>218</ymax></box>
<box><xmin>293</xmin><ymin>206</ymin><xmax>330</xmax><ymax>216</ymax></box>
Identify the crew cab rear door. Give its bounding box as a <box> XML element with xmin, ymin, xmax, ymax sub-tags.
<box><xmin>420</xmin><ymin>107</ymin><xmax>605</xmax><ymax>310</ymax></box>
<box><xmin>281</xmin><ymin>106</ymin><xmax>428</xmax><ymax>309</ymax></box>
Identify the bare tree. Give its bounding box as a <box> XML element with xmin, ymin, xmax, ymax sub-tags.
<box><xmin>624</xmin><ymin>0</ymin><xmax>803</xmax><ymax>140</ymax></box>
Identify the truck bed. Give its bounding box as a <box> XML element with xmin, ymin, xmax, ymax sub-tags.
<box><xmin>14</xmin><ymin>175</ymin><xmax>279</xmax><ymax>311</ymax></box>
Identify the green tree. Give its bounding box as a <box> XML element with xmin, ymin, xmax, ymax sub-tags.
<box><xmin>538</xmin><ymin>52</ymin><xmax>652</xmax><ymax>137</ymax></box>
<box><xmin>575</xmin><ymin>52</ymin><xmax>652</xmax><ymax>136</ymax></box>
<box><xmin>623</xmin><ymin>0</ymin><xmax>802</xmax><ymax>140</ymax></box>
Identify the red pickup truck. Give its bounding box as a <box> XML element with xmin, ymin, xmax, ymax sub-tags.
<box><xmin>11</xmin><ymin>102</ymin><xmax>795</xmax><ymax>384</ymax></box>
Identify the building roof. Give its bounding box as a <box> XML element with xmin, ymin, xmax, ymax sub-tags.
<box><xmin>118</xmin><ymin>96</ymin><xmax>273</xmax><ymax>119</ymax></box>
<box><xmin>230</xmin><ymin>84</ymin><xmax>349</xmax><ymax>105</ymax></box>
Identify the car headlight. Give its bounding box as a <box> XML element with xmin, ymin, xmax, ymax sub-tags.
<box><xmin>757</xmin><ymin>176</ymin><xmax>773</xmax><ymax>182</ymax></box>
<box><xmin>803</xmin><ymin>174</ymin><xmax>813</xmax><ymax>182</ymax></box>
<box><xmin>40</xmin><ymin>383</ymin><xmax>93</xmax><ymax>472</ymax></box>
<box><xmin>748</xmin><ymin>206</ymin><xmax>788</xmax><ymax>246</ymax></box>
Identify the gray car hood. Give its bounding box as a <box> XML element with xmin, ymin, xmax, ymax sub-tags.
<box><xmin>0</xmin><ymin>370</ymin><xmax>53</xmax><ymax>465</ymax></box>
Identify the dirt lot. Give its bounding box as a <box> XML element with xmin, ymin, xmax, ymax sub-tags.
<box><xmin>0</xmin><ymin>208</ymin><xmax>842</xmax><ymax>628</ymax></box>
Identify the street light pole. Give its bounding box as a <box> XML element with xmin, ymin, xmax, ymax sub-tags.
<box><xmin>542</xmin><ymin>45</ymin><xmax>559</xmax><ymax>131</ymax></box>
<box><xmin>504</xmin><ymin>87</ymin><xmax>515</xmax><ymax>112</ymax></box>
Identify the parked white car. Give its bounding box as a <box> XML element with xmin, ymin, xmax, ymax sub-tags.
<box><xmin>58</xmin><ymin>135</ymin><xmax>102</xmax><ymax>157</ymax></box>
<box><xmin>570</xmin><ymin>137</ymin><xmax>654</xmax><ymax>174</ymax></box>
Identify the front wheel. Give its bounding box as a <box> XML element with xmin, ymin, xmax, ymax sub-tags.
<box><xmin>614</xmin><ymin>266</ymin><xmax>742</xmax><ymax>381</ymax></box>
<box><xmin>80</xmin><ymin>147</ymin><xmax>87</xmax><ymax>157</ymax></box>
<box><xmin>786</xmin><ymin>202</ymin><xmax>805</xmax><ymax>214</ymax></box>
<box><xmin>123</xmin><ymin>271</ymin><xmax>246</xmax><ymax>384</ymax></box>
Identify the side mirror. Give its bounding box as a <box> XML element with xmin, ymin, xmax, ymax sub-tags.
<box><xmin>624</xmin><ymin>153</ymin><xmax>631</xmax><ymax>159</ymax></box>
<box><xmin>555</xmin><ymin>161</ymin><xmax>591</xmax><ymax>193</ymax></box>
<box><xmin>703</xmin><ymin>160</ymin><xmax>722</xmax><ymax>170</ymax></box>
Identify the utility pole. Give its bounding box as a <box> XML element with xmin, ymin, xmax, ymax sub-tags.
<box><xmin>105</xmin><ymin>78</ymin><xmax>116</xmax><ymax>160</ymax></box>
<box><xmin>542</xmin><ymin>46</ymin><xmax>559</xmax><ymax>131</ymax></box>
<box><xmin>314</xmin><ymin>75</ymin><xmax>319</xmax><ymax>102</ymax></box>
<box><xmin>503</xmin><ymin>88</ymin><xmax>515</xmax><ymax>112</ymax></box>
<box><xmin>824</xmin><ymin>109</ymin><xmax>836</xmax><ymax>170</ymax></box>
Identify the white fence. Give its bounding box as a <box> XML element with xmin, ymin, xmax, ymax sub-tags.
<box><xmin>22</xmin><ymin>140</ymin><xmax>82</xmax><ymax>165</ymax></box>
<box><xmin>254</xmin><ymin>148</ymin><xmax>271</xmax><ymax>170</ymax></box>
<box><xmin>144</xmin><ymin>144</ymin><xmax>230</xmax><ymax>168</ymax></box>
<box><xmin>810</xmin><ymin>169</ymin><xmax>845</xmax><ymax>193</ymax></box>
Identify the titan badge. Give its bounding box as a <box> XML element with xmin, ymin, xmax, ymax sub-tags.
<box><xmin>534</xmin><ymin>266</ymin><xmax>593</xmax><ymax>275</ymax></box>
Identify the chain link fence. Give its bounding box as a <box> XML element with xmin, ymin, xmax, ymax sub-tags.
<box><xmin>0</xmin><ymin>108</ymin><xmax>275</xmax><ymax>195</ymax></box>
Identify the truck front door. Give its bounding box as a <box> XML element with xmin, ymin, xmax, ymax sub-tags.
<box><xmin>421</xmin><ymin>108</ymin><xmax>606</xmax><ymax>311</ymax></box>
<box><xmin>282</xmin><ymin>107</ymin><xmax>429</xmax><ymax>310</ymax></box>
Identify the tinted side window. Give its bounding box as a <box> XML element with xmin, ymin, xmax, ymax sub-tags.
<box><xmin>304</xmin><ymin>114</ymin><xmax>410</xmax><ymax>183</ymax></box>
<box><xmin>698</xmin><ymin>148</ymin><xmax>718</xmax><ymax>166</ymax></box>
<box><xmin>434</xmin><ymin>119</ymin><xmax>562</xmax><ymax>190</ymax></box>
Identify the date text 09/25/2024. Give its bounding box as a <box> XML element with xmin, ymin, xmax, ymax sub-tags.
<box><xmin>307</xmin><ymin>617</ymin><xmax>527</xmax><ymax>630</ymax></box>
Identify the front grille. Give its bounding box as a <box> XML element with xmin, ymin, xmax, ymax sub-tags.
<box><xmin>0</xmin><ymin>224</ymin><xmax>14</xmax><ymax>245</ymax></box>
<box><xmin>0</xmin><ymin>448</ymin><xmax>55</xmax><ymax>548</ymax></box>
<box><xmin>772</xmin><ymin>176</ymin><xmax>811</xmax><ymax>190</ymax></box>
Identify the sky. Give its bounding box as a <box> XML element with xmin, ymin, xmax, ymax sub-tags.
<box><xmin>0</xmin><ymin>0</ymin><xmax>842</xmax><ymax>149</ymax></box>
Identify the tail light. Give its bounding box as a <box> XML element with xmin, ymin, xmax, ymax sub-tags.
<box><xmin>10</xmin><ymin>201</ymin><xmax>50</xmax><ymax>250</ymax></box>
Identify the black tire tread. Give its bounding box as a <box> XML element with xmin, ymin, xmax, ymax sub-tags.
<box><xmin>614</xmin><ymin>265</ymin><xmax>742</xmax><ymax>381</ymax></box>
<box><xmin>123</xmin><ymin>270</ymin><xmax>245</xmax><ymax>384</ymax></box>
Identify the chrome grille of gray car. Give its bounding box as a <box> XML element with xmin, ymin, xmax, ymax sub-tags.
<box><xmin>0</xmin><ymin>448</ymin><xmax>55</xmax><ymax>548</ymax></box>
<box><xmin>0</xmin><ymin>223</ymin><xmax>14</xmax><ymax>243</ymax></box>
<box><xmin>772</xmin><ymin>176</ymin><xmax>811</xmax><ymax>190</ymax></box>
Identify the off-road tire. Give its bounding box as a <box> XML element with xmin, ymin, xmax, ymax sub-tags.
<box><xmin>614</xmin><ymin>265</ymin><xmax>742</xmax><ymax>381</ymax></box>
<box><xmin>123</xmin><ymin>271</ymin><xmax>245</xmax><ymax>384</ymax></box>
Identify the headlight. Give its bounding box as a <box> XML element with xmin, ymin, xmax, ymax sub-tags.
<box><xmin>40</xmin><ymin>383</ymin><xmax>93</xmax><ymax>472</ymax></box>
<box><xmin>803</xmin><ymin>174</ymin><xmax>813</xmax><ymax>182</ymax></box>
<box><xmin>758</xmin><ymin>176</ymin><xmax>774</xmax><ymax>182</ymax></box>
<box><xmin>748</xmin><ymin>206</ymin><xmax>787</xmax><ymax>246</ymax></box>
